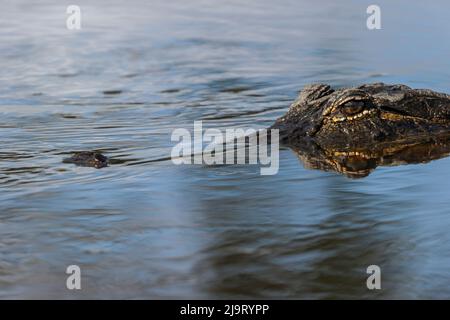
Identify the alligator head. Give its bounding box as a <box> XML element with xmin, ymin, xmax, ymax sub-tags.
<box><xmin>272</xmin><ymin>83</ymin><xmax>450</xmax><ymax>149</ymax></box>
<box><xmin>271</xmin><ymin>83</ymin><xmax>450</xmax><ymax>177</ymax></box>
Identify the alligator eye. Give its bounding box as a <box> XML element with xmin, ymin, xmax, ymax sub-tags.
<box><xmin>341</xmin><ymin>100</ymin><xmax>365</xmax><ymax>115</ymax></box>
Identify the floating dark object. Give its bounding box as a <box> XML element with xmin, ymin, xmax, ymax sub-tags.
<box><xmin>63</xmin><ymin>151</ymin><xmax>108</xmax><ymax>168</ymax></box>
<box><xmin>103</xmin><ymin>90</ymin><xmax>122</xmax><ymax>95</ymax></box>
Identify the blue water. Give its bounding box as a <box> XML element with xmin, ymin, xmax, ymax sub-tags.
<box><xmin>1</xmin><ymin>0</ymin><xmax>450</xmax><ymax>299</ymax></box>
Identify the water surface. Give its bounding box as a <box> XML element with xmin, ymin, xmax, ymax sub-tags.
<box><xmin>1</xmin><ymin>0</ymin><xmax>450</xmax><ymax>299</ymax></box>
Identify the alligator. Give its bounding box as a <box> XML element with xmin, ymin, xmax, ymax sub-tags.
<box><xmin>271</xmin><ymin>83</ymin><xmax>450</xmax><ymax>177</ymax></box>
<box><xmin>61</xmin><ymin>83</ymin><xmax>450</xmax><ymax>176</ymax></box>
<box><xmin>63</xmin><ymin>151</ymin><xmax>108</xmax><ymax>168</ymax></box>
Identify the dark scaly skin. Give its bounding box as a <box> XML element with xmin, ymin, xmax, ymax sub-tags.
<box><xmin>271</xmin><ymin>83</ymin><xmax>450</xmax><ymax>178</ymax></box>
<box><xmin>63</xmin><ymin>151</ymin><xmax>108</xmax><ymax>168</ymax></box>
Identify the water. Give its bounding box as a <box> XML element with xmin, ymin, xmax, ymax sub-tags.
<box><xmin>1</xmin><ymin>0</ymin><xmax>450</xmax><ymax>299</ymax></box>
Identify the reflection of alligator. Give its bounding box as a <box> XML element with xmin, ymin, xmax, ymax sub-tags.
<box><xmin>271</xmin><ymin>83</ymin><xmax>450</xmax><ymax>177</ymax></box>
<box><xmin>291</xmin><ymin>136</ymin><xmax>450</xmax><ymax>178</ymax></box>
<box><xmin>63</xmin><ymin>151</ymin><xmax>108</xmax><ymax>168</ymax></box>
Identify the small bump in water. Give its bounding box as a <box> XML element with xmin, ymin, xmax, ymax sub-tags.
<box><xmin>160</xmin><ymin>88</ymin><xmax>181</xmax><ymax>93</ymax></box>
<box><xmin>103</xmin><ymin>90</ymin><xmax>123</xmax><ymax>95</ymax></box>
<box><xmin>63</xmin><ymin>151</ymin><xmax>108</xmax><ymax>169</ymax></box>
<box><xmin>60</xmin><ymin>114</ymin><xmax>79</xmax><ymax>119</ymax></box>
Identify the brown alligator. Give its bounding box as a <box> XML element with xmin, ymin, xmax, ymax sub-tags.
<box><xmin>271</xmin><ymin>83</ymin><xmax>450</xmax><ymax>178</ymax></box>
